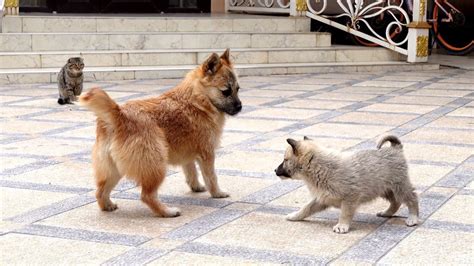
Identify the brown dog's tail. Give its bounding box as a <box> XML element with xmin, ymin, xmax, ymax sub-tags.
<box><xmin>377</xmin><ymin>135</ymin><xmax>403</xmax><ymax>149</ymax></box>
<box><xmin>79</xmin><ymin>87</ymin><xmax>120</xmax><ymax>127</ymax></box>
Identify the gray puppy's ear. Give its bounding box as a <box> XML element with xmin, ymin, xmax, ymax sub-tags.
<box><xmin>303</xmin><ymin>136</ymin><xmax>311</xmax><ymax>141</ymax></box>
<box><xmin>202</xmin><ymin>53</ymin><xmax>221</xmax><ymax>76</ymax></box>
<box><xmin>287</xmin><ymin>138</ymin><xmax>299</xmax><ymax>155</ymax></box>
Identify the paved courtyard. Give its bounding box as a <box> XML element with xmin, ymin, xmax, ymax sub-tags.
<box><xmin>1</xmin><ymin>68</ymin><xmax>473</xmax><ymax>264</ymax></box>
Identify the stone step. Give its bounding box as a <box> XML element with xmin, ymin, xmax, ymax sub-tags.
<box><xmin>0</xmin><ymin>62</ymin><xmax>439</xmax><ymax>84</ymax></box>
<box><xmin>0</xmin><ymin>46</ymin><xmax>402</xmax><ymax>69</ymax></box>
<box><xmin>0</xmin><ymin>32</ymin><xmax>330</xmax><ymax>52</ymax></box>
<box><xmin>2</xmin><ymin>15</ymin><xmax>310</xmax><ymax>33</ymax></box>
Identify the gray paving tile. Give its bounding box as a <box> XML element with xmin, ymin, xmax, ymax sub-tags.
<box><xmin>14</xmin><ymin>224</ymin><xmax>151</xmax><ymax>246</ymax></box>
<box><xmin>102</xmin><ymin>248</ymin><xmax>167</xmax><ymax>265</ymax></box>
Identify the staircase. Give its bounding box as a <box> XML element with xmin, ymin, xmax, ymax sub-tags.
<box><xmin>0</xmin><ymin>14</ymin><xmax>438</xmax><ymax>84</ymax></box>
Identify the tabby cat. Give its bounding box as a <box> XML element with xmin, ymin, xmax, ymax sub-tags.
<box><xmin>57</xmin><ymin>57</ymin><xmax>84</xmax><ymax>105</ymax></box>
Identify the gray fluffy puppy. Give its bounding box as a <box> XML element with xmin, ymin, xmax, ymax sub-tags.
<box><xmin>275</xmin><ymin>135</ymin><xmax>419</xmax><ymax>233</ymax></box>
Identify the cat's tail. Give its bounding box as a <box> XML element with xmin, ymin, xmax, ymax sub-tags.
<box><xmin>79</xmin><ymin>87</ymin><xmax>121</xmax><ymax>127</ymax></box>
<box><xmin>377</xmin><ymin>135</ymin><xmax>403</xmax><ymax>149</ymax></box>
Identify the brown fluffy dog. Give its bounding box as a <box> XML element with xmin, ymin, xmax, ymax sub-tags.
<box><xmin>80</xmin><ymin>49</ymin><xmax>242</xmax><ymax>217</ymax></box>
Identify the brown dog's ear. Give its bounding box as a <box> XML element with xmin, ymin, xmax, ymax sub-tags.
<box><xmin>220</xmin><ymin>48</ymin><xmax>231</xmax><ymax>66</ymax></box>
<box><xmin>287</xmin><ymin>138</ymin><xmax>299</xmax><ymax>155</ymax></box>
<box><xmin>202</xmin><ymin>53</ymin><xmax>221</xmax><ymax>76</ymax></box>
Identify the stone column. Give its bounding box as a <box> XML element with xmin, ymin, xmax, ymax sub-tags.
<box><xmin>407</xmin><ymin>0</ymin><xmax>430</xmax><ymax>62</ymax></box>
<box><xmin>291</xmin><ymin>0</ymin><xmax>307</xmax><ymax>16</ymax></box>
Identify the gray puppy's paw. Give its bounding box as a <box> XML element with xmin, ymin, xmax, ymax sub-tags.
<box><xmin>286</xmin><ymin>211</ymin><xmax>304</xmax><ymax>221</ymax></box>
<box><xmin>405</xmin><ymin>216</ymin><xmax>419</xmax><ymax>226</ymax></box>
<box><xmin>333</xmin><ymin>223</ymin><xmax>350</xmax><ymax>234</ymax></box>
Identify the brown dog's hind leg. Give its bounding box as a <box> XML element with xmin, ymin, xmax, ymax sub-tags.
<box><xmin>183</xmin><ymin>161</ymin><xmax>206</xmax><ymax>192</ymax></box>
<box><xmin>197</xmin><ymin>154</ymin><xmax>229</xmax><ymax>198</ymax></box>
<box><xmin>94</xmin><ymin>155</ymin><xmax>122</xmax><ymax>212</ymax></box>
<box><xmin>140</xmin><ymin>171</ymin><xmax>180</xmax><ymax>217</ymax></box>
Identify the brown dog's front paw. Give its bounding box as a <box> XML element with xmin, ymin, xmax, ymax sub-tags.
<box><xmin>101</xmin><ymin>202</ymin><xmax>118</xmax><ymax>212</ymax></box>
<box><xmin>191</xmin><ymin>184</ymin><xmax>207</xmax><ymax>193</ymax></box>
<box><xmin>211</xmin><ymin>190</ymin><xmax>230</xmax><ymax>198</ymax></box>
<box><xmin>162</xmin><ymin>207</ymin><xmax>181</xmax><ymax>218</ymax></box>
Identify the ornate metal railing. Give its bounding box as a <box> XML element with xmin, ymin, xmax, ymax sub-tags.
<box><xmin>304</xmin><ymin>0</ymin><xmax>429</xmax><ymax>62</ymax></box>
<box><xmin>226</xmin><ymin>0</ymin><xmax>292</xmax><ymax>15</ymax></box>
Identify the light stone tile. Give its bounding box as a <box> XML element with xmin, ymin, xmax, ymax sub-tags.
<box><xmin>407</xmin><ymin>88</ymin><xmax>472</xmax><ymax>97</ymax></box>
<box><xmin>1</xmin><ymin>17</ymin><xmax>22</xmax><ymax>32</ymax></box>
<box><xmin>216</xmin><ymin>150</ymin><xmax>285</xmax><ymax>174</ymax></box>
<box><xmin>38</xmin><ymin>199</ymin><xmax>216</xmax><ymax>238</ymax></box>
<box><xmin>108</xmin><ymin>34</ymin><xmax>182</xmax><ymax>50</ymax></box>
<box><xmin>242</xmin><ymin>108</ymin><xmax>326</xmax><ymax>120</ymax></box>
<box><xmin>312</xmin><ymin>92</ymin><xmax>376</xmax><ymax>102</ymax></box>
<box><xmin>0</xmin><ymin>221</ymin><xmax>23</xmax><ymax>234</ymax></box>
<box><xmin>239</xmin><ymin>96</ymin><xmax>278</xmax><ymax>106</ymax></box>
<box><xmin>23</xmin><ymin>18</ymin><xmax>97</xmax><ymax>33</ymax></box>
<box><xmin>429</xmin><ymin>195</ymin><xmax>474</xmax><ymax>225</ymax></box>
<box><xmin>237</xmin><ymin>67</ymin><xmax>288</xmax><ymax>77</ymax></box>
<box><xmin>295</xmin><ymin>18</ymin><xmax>311</xmax><ymax>32</ymax></box>
<box><xmin>150</xmin><ymin>251</ymin><xmax>274</xmax><ymax>266</ymax></box>
<box><xmin>182</xmin><ymin>34</ymin><xmax>251</xmax><ymax>49</ymax></box>
<box><xmin>408</xmin><ymin>164</ymin><xmax>454</xmax><ymax>187</ymax></box>
<box><xmin>84</xmin><ymin>71</ymin><xmax>135</xmax><ymax>82</ymax></box>
<box><xmin>33</xmin><ymin>109</ymin><xmax>96</xmax><ymax>123</ymax></box>
<box><xmin>404</xmin><ymin>143</ymin><xmax>473</xmax><ymax>164</ymax></box>
<box><xmin>32</xmin><ymin>34</ymin><xmax>108</xmax><ymax>51</ymax></box>
<box><xmin>315</xmin><ymin>33</ymin><xmax>331</xmax><ymax>47</ymax></box>
<box><xmin>4</xmin><ymin>161</ymin><xmax>95</xmax><ymax>189</ymax></box>
<box><xmin>424</xmin><ymin>82</ymin><xmax>474</xmax><ymax>90</ymax></box>
<box><xmin>335</xmin><ymin>49</ymin><xmax>398</xmax><ymax>62</ymax></box>
<box><xmin>0</xmin><ymin>73</ymin><xmax>51</xmax><ymax>84</ymax></box>
<box><xmin>123</xmin><ymin>52</ymin><xmax>195</xmax><ymax>66</ymax></box>
<box><xmin>0</xmin><ymin>106</ymin><xmax>46</xmax><ymax>118</ymax></box>
<box><xmin>232</xmin><ymin>18</ymin><xmax>295</xmax><ymax>33</ymax></box>
<box><xmin>3</xmin><ymin>120</ymin><xmax>68</xmax><ymax>134</ymax></box>
<box><xmin>52</xmin><ymin>125</ymin><xmax>95</xmax><ymax>139</ymax></box>
<box><xmin>251</xmin><ymin>34</ymin><xmax>315</xmax><ymax>48</ymax></box>
<box><xmin>0</xmin><ymin>55</ymin><xmax>40</xmax><ymax>68</ymax></box>
<box><xmin>2</xmin><ymin>137</ymin><xmax>91</xmax><ymax>157</ymax></box>
<box><xmin>294</xmin><ymin>123</ymin><xmax>393</xmax><ymax>139</ymax></box>
<box><xmin>254</xmin><ymin>135</ymin><xmax>360</xmax><ymax>152</ymax></box>
<box><xmin>1</xmin><ymin>234</ymin><xmax>130</xmax><ymax>264</ymax></box>
<box><xmin>135</xmin><ymin>70</ymin><xmax>189</xmax><ymax>80</ymax></box>
<box><xmin>379</xmin><ymin>228</ymin><xmax>474</xmax><ymax>264</ymax></box>
<box><xmin>0</xmin><ymin>157</ymin><xmax>37</xmax><ymax>173</ymax></box>
<box><xmin>404</xmin><ymin>128</ymin><xmax>474</xmax><ymax>145</ymax></box>
<box><xmin>384</xmin><ymin>95</ymin><xmax>454</xmax><ymax>105</ymax></box>
<box><xmin>332</xmin><ymin>86</ymin><xmax>399</xmax><ymax>95</ymax></box>
<box><xmin>97</xmin><ymin>18</ymin><xmax>167</xmax><ymax>32</ymax></box>
<box><xmin>330</xmin><ymin>112</ymin><xmax>417</xmax><ymax>126</ymax></box>
<box><xmin>40</xmin><ymin>53</ymin><xmax>81</xmax><ymax>68</ymax></box>
<box><xmin>290</xmin><ymin>77</ymin><xmax>351</xmax><ymax>85</ymax></box>
<box><xmin>220</xmin><ymin>131</ymin><xmax>255</xmax><ymax>147</ymax></box>
<box><xmin>198</xmin><ymin>51</ymin><xmax>268</xmax><ymax>65</ymax></box>
<box><xmin>353</xmin><ymin>80</ymin><xmax>417</xmax><ymax>88</ymax></box>
<box><xmin>268</xmin><ymin>50</ymin><xmax>335</xmax><ymax>64</ymax></box>
<box><xmin>167</xmin><ymin>19</ymin><xmax>232</xmax><ymax>32</ymax></box>
<box><xmin>196</xmin><ymin>212</ymin><xmax>375</xmax><ymax>257</ymax></box>
<box><xmin>81</xmin><ymin>53</ymin><xmax>122</xmax><ymax>67</ymax></box>
<box><xmin>375</xmin><ymin>75</ymin><xmax>434</xmax><ymax>82</ymax></box>
<box><xmin>225</xmin><ymin>118</ymin><xmax>293</xmax><ymax>132</ymax></box>
<box><xmin>447</xmin><ymin>107</ymin><xmax>474</xmax><ymax>118</ymax></box>
<box><xmin>269</xmin><ymin>185</ymin><xmax>312</xmax><ymax>208</ymax></box>
<box><xmin>277</xmin><ymin>99</ymin><xmax>353</xmax><ymax>109</ymax></box>
<box><xmin>426</xmin><ymin>117</ymin><xmax>474</xmax><ymax>130</ymax></box>
<box><xmin>240</xmin><ymin>89</ymin><xmax>304</xmax><ymax>98</ymax></box>
<box><xmin>0</xmin><ymin>95</ymin><xmax>29</xmax><ymax>103</ymax></box>
<box><xmin>267</xmin><ymin>84</ymin><xmax>329</xmax><ymax>91</ymax></box>
<box><xmin>0</xmin><ymin>35</ymin><xmax>32</xmax><ymax>51</ymax></box>
<box><xmin>142</xmin><ymin>173</ymin><xmax>276</xmax><ymax>202</ymax></box>
<box><xmin>359</xmin><ymin>103</ymin><xmax>438</xmax><ymax>114</ymax></box>
<box><xmin>0</xmin><ymin>187</ymin><xmax>73</xmax><ymax>219</ymax></box>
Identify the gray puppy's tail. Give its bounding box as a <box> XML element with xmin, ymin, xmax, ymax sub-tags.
<box><xmin>377</xmin><ymin>135</ymin><xmax>403</xmax><ymax>149</ymax></box>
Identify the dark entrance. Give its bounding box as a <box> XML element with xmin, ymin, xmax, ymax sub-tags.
<box><xmin>20</xmin><ymin>0</ymin><xmax>211</xmax><ymax>13</ymax></box>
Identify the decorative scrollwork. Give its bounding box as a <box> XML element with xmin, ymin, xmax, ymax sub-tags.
<box><xmin>229</xmin><ymin>0</ymin><xmax>290</xmax><ymax>9</ymax></box>
<box><xmin>416</xmin><ymin>35</ymin><xmax>429</xmax><ymax>57</ymax></box>
<box><xmin>306</xmin><ymin>0</ymin><xmax>411</xmax><ymax>46</ymax></box>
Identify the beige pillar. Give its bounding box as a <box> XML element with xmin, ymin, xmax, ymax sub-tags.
<box><xmin>407</xmin><ymin>0</ymin><xmax>430</xmax><ymax>62</ymax></box>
